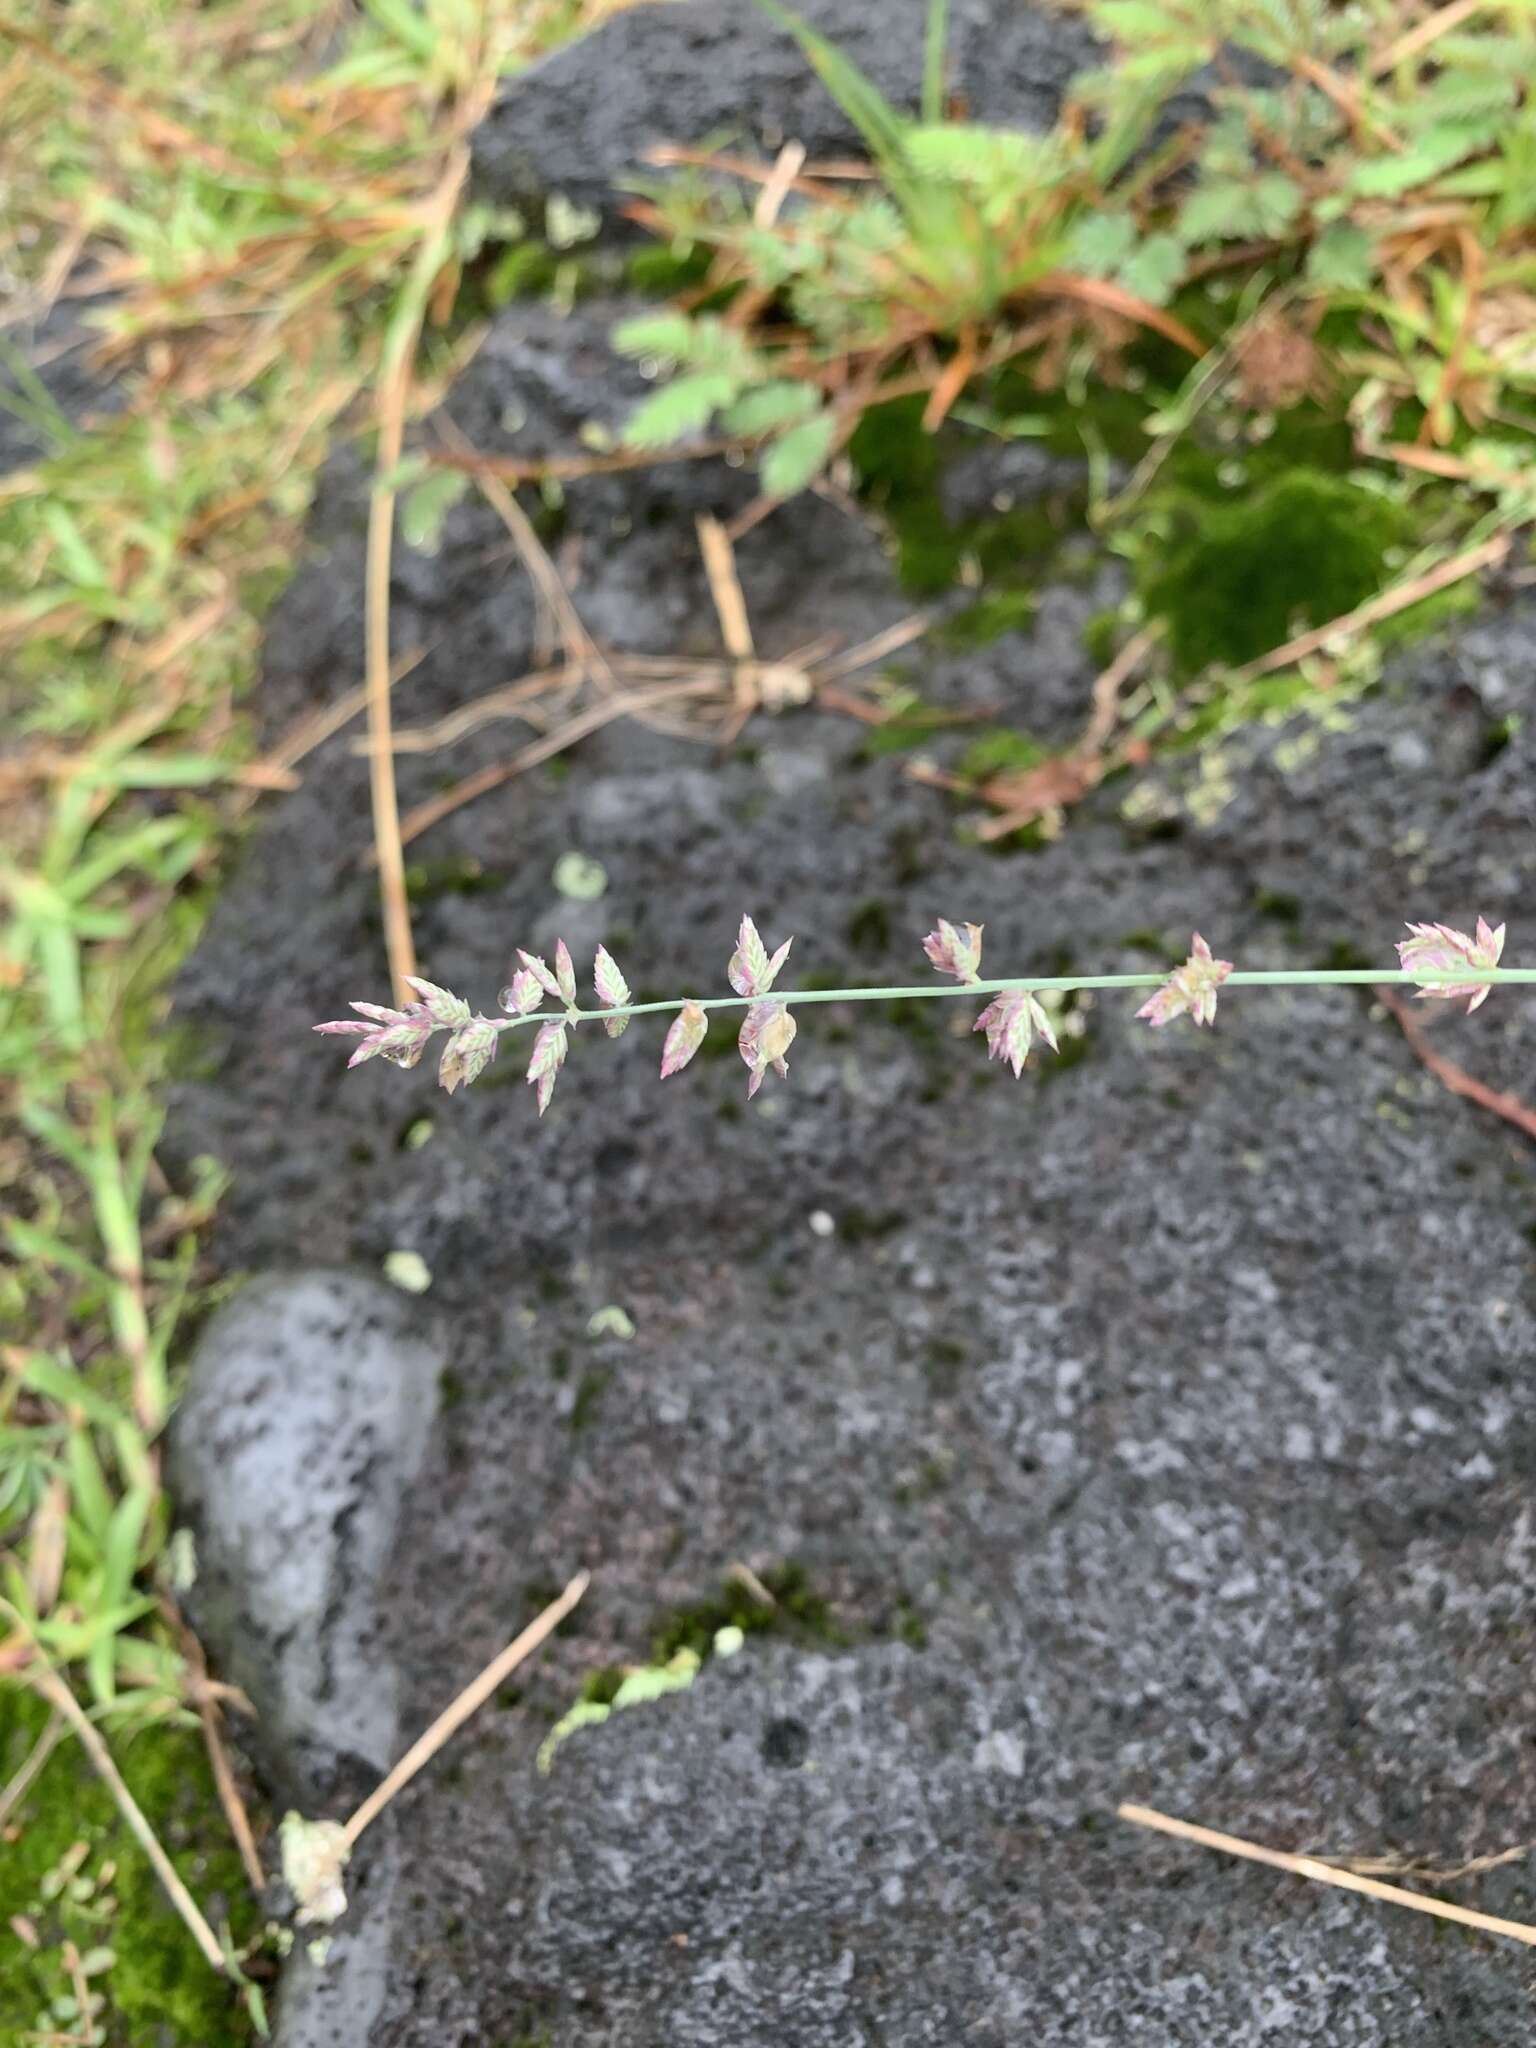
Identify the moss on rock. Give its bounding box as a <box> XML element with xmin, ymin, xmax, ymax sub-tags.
<box><xmin>0</xmin><ymin>1688</ymin><xmax>258</xmax><ymax>2047</ymax></box>
<box><xmin>1140</xmin><ymin>471</ymin><xmax>1409</xmax><ymax>675</ymax></box>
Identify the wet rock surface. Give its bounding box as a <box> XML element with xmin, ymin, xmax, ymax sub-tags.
<box><xmin>474</xmin><ymin>0</ymin><xmax>1102</xmax><ymax>226</ymax></box>
<box><xmin>167</xmin><ymin>9</ymin><xmax>1536</xmax><ymax>2040</ymax></box>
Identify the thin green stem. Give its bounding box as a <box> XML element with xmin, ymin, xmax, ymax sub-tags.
<box><xmin>493</xmin><ymin>967</ymin><xmax>1535</xmax><ymax>1031</ymax></box>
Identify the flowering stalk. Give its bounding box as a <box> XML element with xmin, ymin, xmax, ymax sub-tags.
<box><xmin>315</xmin><ymin>918</ymin><xmax>1527</xmax><ymax>1113</ymax></box>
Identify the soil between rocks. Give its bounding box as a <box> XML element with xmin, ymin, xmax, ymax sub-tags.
<box><xmin>164</xmin><ymin>6</ymin><xmax>1536</xmax><ymax>2041</ymax></box>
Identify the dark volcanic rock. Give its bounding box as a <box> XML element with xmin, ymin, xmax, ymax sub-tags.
<box><xmin>164</xmin><ymin>290</ymin><xmax>1536</xmax><ymax>2046</ymax></box>
<box><xmin>474</xmin><ymin>0</ymin><xmax>1103</xmax><ymax>222</ymax></box>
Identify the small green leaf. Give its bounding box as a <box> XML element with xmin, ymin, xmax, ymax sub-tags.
<box><xmin>1177</xmin><ymin>180</ymin><xmax>1248</xmax><ymax>244</ymax></box>
<box><xmin>1116</xmin><ymin>232</ymin><xmax>1186</xmax><ymax>306</ymax></box>
<box><xmin>721</xmin><ymin>382</ymin><xmax>820</xmax><ymax>436</ymax></box>
<box><xmin>1063</xmin><ymin>212</ymin><xmax>1137</xmax><ymax>278</ymax></box>
<box><xmin>1306</xmin><ymin>221</ymin><xmax>1375</xmax><ymax>292</ymax></box>
<box><xmin>1349</xmin><ymin>131</ymin><xmax>1477</xmax><ymax>198</ymax></box>
<box><xmin>399</xmin><ymin>469</ymin><xmax>467</xmax><ymax>554</ymax></box>
<box><xmin>611</xmin><ymin>312</ymin><xmax>697</xmax><ymax>360</ymax></box>
<box><xmin>1249</xmin><ymin>173</ymin><xmax>1304</xmax><ymax>237</ymax></box>
<box><xmin>760</xmin><ymin>411</ymin><xmax>839</xmax><ymax>497</ymax></box>
<box><xmin>620</xmin><ymin>372</ymin><xmax>740</xmax><ymax>448</ymax></box>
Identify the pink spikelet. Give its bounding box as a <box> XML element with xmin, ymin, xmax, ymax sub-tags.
<box><xmin>973</xmin><ymin>987</ymin><xmax>1057</xmax><ymax>1077</ymax></box>
<box><xmin>526</xmin><ymin>1021</ymin><xmax>568</xmax><ymax>1115</ymax></box>
<box><xmin>593</xmin><ymin>945</ymin><xmax>632</xmax><ymax>1038</ymax></box>
<box><xmin>403</xmin><ymin>977</ymin><xmax>471</xmax><ymax>1027</ymax></box>
<box><xmin>500</xmin><ymin>968</ymin><xmax>543</xmax><ymax>1016</ymax></box>
<box><xmin>1397</xmin><ymin>918</ymin><xmax>1505</xmax><ymax>1013</ymax></box>
<box><xmin>438</xmin><ymin>1015</ymin><xmax>500</xmax><ymax>1093</ymax></box>
<box><xmin>923</xmin><ymin>919</ymin><xmax>983</xmax><ymax>983</ymax></box>
<box><xmin>516</xmin><ymin>950</ymin><xmax>565</xmax><ymax>1003</ymax></box>
<box><xmin>728</xmin><ymin>915</ymin><xmax>792</xmax><ymax>998</ymax></box>
<box><xmin>554</xmin><ymin>939</ymin><xmax>578</xmax><ymax>1009</ymax></box>
<box><xmin>661</xmin><ymin>1001</ymin><xmax>708</xmax><ymax>1077</ymax></box>
<box><xmin>739</xmin><ymin>1000</ymin><xmax>796</xmax><ymax>1099</ymax></box>
<box><xmin>1136</xmin><ymin>934</ymin><xmax>1233</xmax><ymax>1029</ymax></box>
<box><xmin>314</xmin><ymin>993</ymin><xmax>443</xmax><ymax>1070</ymax></box>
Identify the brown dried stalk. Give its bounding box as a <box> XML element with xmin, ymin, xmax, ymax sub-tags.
<box><xmin>1120</xmin><ymin>1802</ymin><xmax>1536</xmax><ymax>1948</ymax></box>
<box><xmin>1378</xmin><ymin>989</ymin><xmax>1536</xmax><ymax>1142</ymax></box>
<box><xmin>342</xmin><ymin>1571</ymin><xmax>589</xmax><ymax>1850</ymax></box>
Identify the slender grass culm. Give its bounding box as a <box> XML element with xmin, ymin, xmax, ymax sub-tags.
<box><xmin>315</xmin><ymin>914</ymin><xmax>1519</xmax><ymax>1112</ymax></box>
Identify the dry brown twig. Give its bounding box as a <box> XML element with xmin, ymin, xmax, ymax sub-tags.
<box><xmin>1319</xmin><ymin>1841</ymin><xmax>1532</xmax><ymax>1885</ymax></box>
<box><xmin>239</xmin><ymin>644</ymin><xmax>430</xmax><ymax>816</ymax></box>
<box><xmin>0</xmin><ymin>1707</ymin><xmax>65</xmax><ymax>1833</ymax></box>
<box><xmin>1372</xmin><ymin>0</ymin><xmax>1490</xmax><ymax>75</ymax></box>
<box><xmin>1378</xmin><ymin>989</ymin><xmax>1536</xmax><ymax>1142</ymax></box>
<box><xmin>1233</xmin><ymin>537</ymin><xmax>1511</xmax><ymax>686</ymax></box>
<box><xmin>437</xmin><ymin>414</ymin><xmax>617</xmax><ymax>697</ymax></box>
<box><xmin>178</xmin><ymin>1617</ymin><xmax>265</xmax><ymax>1896</ymax></box>
<box><xmin>355</xmin><ymin>489</ymin><xmax>928</xmax><ymax>852</ymax></box>
<box><xmin>341</xmin><ymin>1570</ymin><xmax>589</xmax><ymax>1850</ymax></box>
<box><xmin>1120</xmin><ymin>1802</ymin><xmax>1536</xmax><ymax>1948</ymax></box>
<box><xmin>906</xmin><ymin>626</ymin><xmax>1157</xmax><ymax>840</ymax></box>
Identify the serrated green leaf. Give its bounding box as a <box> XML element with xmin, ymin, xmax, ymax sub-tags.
<box><xmin>1063</xmin><ymin>211</ymin><xmax>1137</xmax><ymax>278</ymax></box>
<box><xmin>611</xmin><ymin>312</ymin><xmax>698</xmax><ymax>360</ymax></box>
<box><xmin>760</xmin><ymin>410</ymin><xmax>839</xmax><ymax>497</ymax></box>
<box><xmin>1179</xmin><ymin>167</ymin><xmax>1301</xmax><ymax>245</ymax></box>
<box><xmin>906</xmin><ymin>124</ymin><xmax>1051</xmax><ymax>191</ymax></box>
<box><xmin>1091</xmin><ymin>0</ymin><xmax>1195</xmax><ymax>37</ymax></box>
<box><xmin>1114</xmin><ymin>40</ymin><xmax>1209</xmax><ymax>79</ymax></box>
<box><xmin>1349</xmin><ymin>130</ymin><xmax>1480</xmax><ymax>198</ymax></box>
<box><xmin>1405</xmin><ymin>71</ymin><xmax>1517</xmax><ymax>127</ymax></box>
<box><xmin>620</xmin><ymin>372</ymin><xmax>741</xmax><ymax>448</ymax></box>
<box><xmin>1116</xmin><ymin>231</ymin><xmax>1186</xmax><ymax>306</ymax></box>
<box><xmin>1249</xmin><ymin>172</ymin><xmax>1303</xmax><ymax>236</ymax></box>
<box><xmin>720</xmin><ymin>381</ymin><xmax>820</xmax><ymax>435</ymax></box>
<box><xmin>1306</xmin><ymin>220</ymin><xmax>1375</xmax><ymax>292</ymax></box>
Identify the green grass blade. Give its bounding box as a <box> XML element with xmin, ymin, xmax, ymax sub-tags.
<box><xmin>923</xmin><ymin>0</ymin><xmax>949</xmax><ymax>123</ymax></box>
<box><xmin>755</xmin><ymin>0</ymin><xmax>915</xmax><ymax>184</ymax></box>
<box><xmin>17</xmin><ymin>1356</ymin><xmax>128</xmax><ymax>1432</ymax></box>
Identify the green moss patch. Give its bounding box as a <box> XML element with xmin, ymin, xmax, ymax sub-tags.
<box><xmin>0</xmin><ymin>1690</ymin><xmax>258</xmax><ymax>2047</ymax></box>
<box><xmin>651</xmin><ymin>1563</ymin><xmax>845</xmax><ymax>1664</ymax></box>
<box><xmin>936</xmin><ymin>589</ymin><xmax>1039</xmax><ymax>650</ymax></box>
<box><xmin>1139</xmin><ymin>471</ymin><xmax>1409</xmax><ymax>675</ymax></box>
